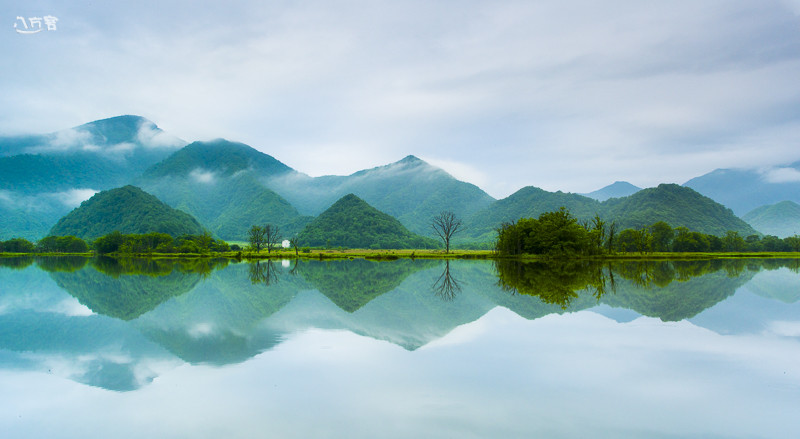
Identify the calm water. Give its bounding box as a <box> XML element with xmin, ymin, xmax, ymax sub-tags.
<box><xmin>1</xmin><ymin>256</ymin><xmax>799</xmax><ymax>438</ymax></box>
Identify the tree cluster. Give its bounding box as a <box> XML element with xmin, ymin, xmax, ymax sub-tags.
<box><xmin>93</xmin><ymin>231</ymin><xmax>230</xmax><ymax>254</ymax></box>
<box><xmin>495</xmin><ymin>208</ymin><xmax>611</xmax><ymax>256</ymax></box>
<box><xmin>494</xmin><ymin>207</ymin><xmax>800</xmax><ymax>256</ymax></box>
<box><xmin>614</xmin><ymin>222</ymin><xmax>800</xmax><ymax>253</ymax></box>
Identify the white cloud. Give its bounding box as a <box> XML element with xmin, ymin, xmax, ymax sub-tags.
<box><xmin>136</xmin><ymin>120</ymin><xmax>186</xmax><ymax>149</ymax></box>
<box><xmin>51</xmin><ymin>189</ymin><xmax>98</xmax><ymax>208</ymax></box>
<box><xmin>190</xmin><ymin>168</ymin><xmax>216</xmax><ymax>184</ymax></box>
<box><xmin>761</xmin><ymin>167</ymin><xmax>800</xmax><ymax>183</ymax></box>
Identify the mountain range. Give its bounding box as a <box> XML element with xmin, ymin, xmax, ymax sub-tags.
<box><xmin>0</xmin><ymin>115</ymin><xmax>789</xmax><ymax>243</ymax></box>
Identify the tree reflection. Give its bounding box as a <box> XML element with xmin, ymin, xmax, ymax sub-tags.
<box><xmin>0</xmin><ymin>256</ymin><xmax>34</xmax><ymax>270</ymax></box>
<box><xmin>35</xmin><ymin>256</ymin><xmax>89</xmax><ymax>273</ymax></box>
<box><xmin>432</xmin><ymin>260</ymin><xmax>462</xmax><ymax>301</ymax></box>
<box><xmin>249</xmin><ymin>260</ymin><xmax>279</xmax><ymax>285</ymax></box>
<box><xmin>494</xmin><ymin>260</ymin><xmax>610</xmax><ymax>309</ymax></box>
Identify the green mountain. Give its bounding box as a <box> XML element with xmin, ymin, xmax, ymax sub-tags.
<box><xmin>296</xmin><ymin>194</ymin><xmax>438</xmax><ymax>249</ymax></box>
<box><xmin>602</xmin><ymin>184</ymin><xmax>757</xmax><ymax>236</ymax></box>
<box><xmin>265</xmin><ymin>155</ymin><xmax>496</xmax><ymax>236</ymax></box>
<box><xmin>49</xmin><ymin>185</ymin><xmax>206</xmax><ymax>240</ymax></box>
<box><xmin>0</xmin><ymin>116</ymin><xmax>186</xmax><ymax>240</ymax></box>
<box><xmin>464</xmin><ymin>186</ymin><xmax>603</xmax><ymax>241</ymax></box>
<box><xmin>582</xmin><ymin>181</ymin><xmax>642</xmax><ymax>201</ymax></box>
<box><xmin>742</xmin><ymin>201</ymin><xmax>800</xmax><ymax>238</ymax></box>
<box><xmin>465</xmin><ymin>183</ymin><xmax>756</xmax><ymax>242</ymax></box>
<box><xmin>683</xmin><ymin>162</ymin><xmax>800</xmax><ymax>215</ymax></box>
<box><xmin>138</xmin><ymin>139</ymin><xmax>311</xmax><ymax>240</ymax></box>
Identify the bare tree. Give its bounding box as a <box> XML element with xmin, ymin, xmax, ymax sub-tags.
<box><xmin>264</xmin><ymin>224</ymin><xmax>281</xmax><ymax>254</ymax></box>
<box><xmin>248</xmin><ymin>225</ymin><xmax>265</xmax><ymax>252</ymax></box>
<box><xmin>289</xmin><ymin>237</ymin><xmax>300</xmax><ymax>256</ymax></box>
<box><xmin>431</xmin><ymin>211</ymin><xmax>463</xmax><ymax>253</ymax></box>
<box><xmin>432</xmin><ymin>260</ymin><xmax>462</xmax><ymax>301</ymax></box>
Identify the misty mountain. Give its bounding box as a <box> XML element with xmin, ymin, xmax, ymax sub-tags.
<box><xmin>582</xmin><ymin>181</ymin><xmax>642</xmax><ymax>201</ymax></box>
<box><xmin>683</xmin><ymin>161</ymin><xmax>800</xmax><ymax>215</ymax></box>
<box><xmin>137</xmin><ymin>139</ymin><xmax>311</xmax><ymax>240</ymax></box>
<box><xmin>265</xmin><ymin>155</ymin><xmax>496</xmax><ymax>237</ymax></box>
<box><xmin>0</xmin><ymin>115</ymin><xmax>186</xmax><ymax>240</ymax></box>
<box><xmin>49</xmin><ymin>185</ymin><xmax>206</xmax><ymax>240</ymax></box>
<box><xmin>296</xmin><ymin>193</ymin><xmax>438</xmax><ymax>249</ymax></box>
<box><xmin>742</xmin><ymin>201</ymin><xmax>800</xmax><ymax>238</ymax></box>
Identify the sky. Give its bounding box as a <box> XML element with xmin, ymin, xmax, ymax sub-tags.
<box><xmin>2</xmin><ymin>0</ymin><xmax>800</xmax><ymax>198</ymax></box>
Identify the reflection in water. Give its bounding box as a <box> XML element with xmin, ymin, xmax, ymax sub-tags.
<box><xmin>432</xmin><ymin>260</ymin><xmax>462</xmax><ymax>301</ymax></box>
<box><xmin>494</xmin><ymin>259</ymin><xmax>611</xmax><ymax>309</ymax></box>
<box><xmin>249</xmin><ymin>259</ymin><xmax>280</xmax><ymax>285</ymax></box>
<box><xmin>2</xmin><ymin>256</ymin><xmax>800</xmax><ymax>396</ymax></box>
<box><xmin>0</xmin><ymin>256</ymin><xmax>34</xmax><ymax>270</ymax></box>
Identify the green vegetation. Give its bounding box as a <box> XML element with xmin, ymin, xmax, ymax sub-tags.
<box><xmin>297</xmin><ymin>194</ymin><xmax>438</xmax><ymax>249</ymax></box>
<box><xmin>49</xmin><ymin>185</ymin><xmax>206</xmax><ymax>240</ymax></box>
<box><xmin>93</xmin><ymin>231</ymin><xmax>229</xmax><ymax>255</ymax></box>
<box><xmin>35</xmin><ymin>236</ymin><xmax>89</xmax><ymax>253</ymax></box>
<box><xmin>466</xmin><ymin>183</ymin><xmax>756</xmax><ymax>244</ymax></box>
<box><xmin>495</xmin><ymin>207</ymin><xmax>800</xmax><ymax>257</ymax></box>
<box><xmin>0</xmin><ymin>237</ymin><xmax>35</xmax><ymax>253</ymax></box>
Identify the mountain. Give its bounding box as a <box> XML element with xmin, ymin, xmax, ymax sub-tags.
<box><xmin>464</xmin><ymin>187</ymin><xmax>602</xmax><ymax>241</ymax></box>
<box><xmin>742</xmin><ymin>201</ymin><xmax>800</xmax><ymax>238</ymax></box>
<box><xmin>49</xmin><ymin>185</ymin><xmax>206</xmax><ymax>240</ymax></box>
<box><xmin>602</xmin><ymin>184</ymin><xmax>757</xmax><ymax>236</ymax></box>
<box><xmin>582</xmin><ymin>181</ymin><xmax>642</xmax><ymax>201</ymax></box>
<box><xmin>683</xmin><ymin>162</ymin><xmax>800</xmax><ymax>215</ymax></box>
<box><xmin>464</xmin><ymin>183</ymin><xmax>756</xmax><ymax>242</ymax></box>
<box><xmin>265</xmin><ymin>155</ymin><xmax>496</xmax><ymax>237</ymax></box>
<box><xmin>138</xmin><ymin>139</ymin><xmax>311</xmax><ymax>240</ymax></box>
<box><xmin>0</xmin><ymin>116</ymin><xmax>186</xmax><ymax>240</ymax></box>
<box><xmin>296</xmin><ymin>194</ymin><xmax>438</xmax><ymax>249</ymax></box>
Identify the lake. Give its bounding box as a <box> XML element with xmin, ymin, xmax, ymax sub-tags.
<box><xmin>1</xmin><ymin>256</ymin><xmax>799</xmax><ymax>438</ymax></box>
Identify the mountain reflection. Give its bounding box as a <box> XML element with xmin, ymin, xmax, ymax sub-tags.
<box><xmin>2</xmin><ymin>256</ymin><xmax>800</xmax><ymax>391</ymax></box>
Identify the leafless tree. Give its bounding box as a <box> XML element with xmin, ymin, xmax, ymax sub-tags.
<box><xmin>432</xmin><ymin>260</ymin><xmax>462</xmax><ymax>301</ymax></box>
<box><xmin>431</xmin><ymin>211</ymin><xmax>463</xmax><ymax>253</ymax></box>
<box><xmin>249</xmin><ymin>260</ymin><xmax>279</xmax><ymax>285</ymax></box>
<box><xmin>264</xmin><ymin>224</ymin><xmax>281</xmax><ymax>254</ymax></box>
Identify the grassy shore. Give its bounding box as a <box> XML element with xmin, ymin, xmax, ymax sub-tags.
<box><xmin>5</xmin><ymin>249</ymin><xmax>800</xmax><ymax>260</ymax></box>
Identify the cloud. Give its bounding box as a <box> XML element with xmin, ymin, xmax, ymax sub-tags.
<box><xmin>1</xmin><ymin>0</ymin><xmax>799</xmax><ymax>196</ymax></box>
<box><xmin>761</xmin><ymin>167</ymin><xmax>800</xmax><ymax>183</ymax></box>
<box><xmin>51</xmin><ymin>188</ymin><xmax>98</xmax><ymax>208</ymax></box>
<box><xmin>190</xmin><ymin>168</ymin><xmax>217</xmax><ymax>184</ymax></box>
<box><xmin>136</xmin><ymin>120</ymin><xmax>186</xmax><ymax>149</ymax></box>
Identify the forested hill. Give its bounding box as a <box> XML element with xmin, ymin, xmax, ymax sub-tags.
<box><xmin>49</xmin><ymin>185</ymin><xmax>206</xmax><ymax>240</ymax></box>
<box><xmin>463</xmin><ymin>183</ymin><xmax>756</xmax><ymax>242</ymax></box>
<box><xmin>137</xmin><ymin>139</ymin><xmax>311</xmax><ymax>240</ymax></box>
<box><xmin>602</xmin><ymin>184</ymin><xmax>757</xmax><ymax>236</ymax></box>
<box><xmin>142</xmin><ymin>139</ymin><xmax>294</xmax><ymax>178</ymax></box>
<box><xmin>296</xmin><ymin>194</ymin><xmax>438</xmax><ymax>249</ymax></box>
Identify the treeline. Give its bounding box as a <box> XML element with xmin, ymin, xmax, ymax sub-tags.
<box><xmin>495</xmin><ymin>207</ymin><xmax>800</xmax><ymax>256</ymax></box>
<box><xmin>0</xmin><ymin>232</ymin><xmax>232</xmax><ymax>255</ymax></box>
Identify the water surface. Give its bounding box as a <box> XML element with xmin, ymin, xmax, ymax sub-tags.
<box><xmin>1</xmin><ymin>257</ymin><xmax>798</xmax><ymax>438</ymax></box>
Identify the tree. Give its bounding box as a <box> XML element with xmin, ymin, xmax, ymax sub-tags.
<box><xmin>432</xmin><ymin>211</ymin><xmax>463</xmax><ymax>253</ymax></box>
<box><xmin>649</xmin><ymin>221</ymin><xmax>673</xmax><ymax>252</ymax></box>
<box><xmin>248</xmin><ymin>225</ymin><xmax>265</xmax><ymax>251</ymax></box>
<box><xmin>289</xmin><ymin>237</ymin><xmax>300</xmax><ymax>256</ymax></box>
<box><xmin>264</xmin><ymin>224</ymin><xmax>281</xmax><ymax>254</ymax></box>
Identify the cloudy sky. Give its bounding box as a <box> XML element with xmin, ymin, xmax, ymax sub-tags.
<box><xmin>2</xmin><ymin>0</ymin><xmax>800</xmax><ymax>198</ymax></box>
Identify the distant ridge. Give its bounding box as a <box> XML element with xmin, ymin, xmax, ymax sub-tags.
<box><xmin>583</xmin><ymin>181</ymin><xmax>642</xmax><ymax>201</ymax></box>
<box><xmin>742</xmin><ymin>201</ymin><xmax>800</xmax><ymax>238</ymax></box>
